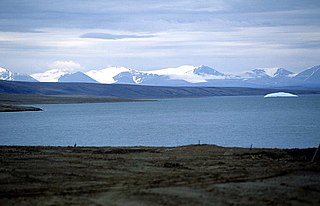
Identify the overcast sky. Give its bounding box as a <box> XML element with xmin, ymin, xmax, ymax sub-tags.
<box><xmin>0</xmin><ymin>0</ymin><xmax>320</xmax><ymax>74</ymax></box>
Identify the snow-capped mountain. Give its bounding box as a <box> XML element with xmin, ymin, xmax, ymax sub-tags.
<box><xmin>31</xmin><ymin>69</ymin><xmax>71</xmax><ymax>82</ymax></box>
<box><xmin>85</xmin><ymin>67</ymin><xmax>132</xmax><ymax>84</ymax></box>
<box><xmin>0</xmin><ymin>67</ymin><xmax>37</xmax><ymax>82</ymax></box>
<box><xmin>272</xmin><ymin>68</ymin><xmax>295</xmax><ymax>79</ymax></box>
<box><xmin>31</xmin><ymin>69</ymin><xmax>96</xmax><ymax>83</ymax></box>
<box><xmin>193</xmin><ymin>65</ymin><xmax>224</xmax><ymax>76</ymax></box>
<box><xmin>113</xmin><ymin>70</ymin><xmax>189</xmax><ymax>86</ymax></box>
<box><xmin>242</xmin><ymin>68</ymin><xmax>294</xmax><ymax>79</ymax></box>
<box><xmin>293</xmin><ymin>65</ymin><xmax>320</xmax><ymax>83</ymax></box>
<box><xmin>238</xmin><ymin>67</ymin><xmax>297</xmax><ymax>87</ymax></box>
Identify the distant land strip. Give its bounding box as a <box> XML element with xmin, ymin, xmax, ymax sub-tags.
<box><xmin>0</xmin><ymin>93</ymin><xmax>147</xmax><ymax>112</ymax></box>
<box><xmin>0</xmin><ymin>94</ymin><xmax>147</xmax><ymax>105</ymax></box>
<box><xmin>1</xmin><ymin>80</ymin><xmax>320</xmax><ymax>99</ymax></box>
<box><xmin>0</xmin><ymin>95</ymin><xmax>147</xmax><ymax>112</ymax></box>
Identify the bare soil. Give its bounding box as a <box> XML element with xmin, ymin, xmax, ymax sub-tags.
<box><xmin>0</xmin><ymin>145</ymin><xmax>319</xmax><ymax>205</ymax></box>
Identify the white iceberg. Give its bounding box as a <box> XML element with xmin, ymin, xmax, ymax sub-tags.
<box><xmin>264</xmin><ymin>92</ymin><xmax>298</xmax><ymax>98</ymax></box>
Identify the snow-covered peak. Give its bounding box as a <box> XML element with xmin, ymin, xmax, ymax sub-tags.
<box><xmin>146</xmin><ymin>65</ymin><xmax>226</xmax><ymax>83</ymax></box>
<box><xmin>146</xmin><ymin>65</ymin><xmax>205</xmax><ymax>83</ymax></box>
<box><xmin>294</xmin><ymin>65</ymin><xmax>320</xmax><ymax>82</ymax></box>
<box><xmin>85</xmin><ymin>66</ymin><xmax>131</xmax><ymax>84</ymax></box>
<box><xmin>272</xmin><ymin>68</ymin><xmax>294</xmax><ymax>78</ymax></box>
<box><xmin>31</xmin><ymin>69</ymin><xmax>72</xmax><ymax>82</ymax></box>
<box><xmin>302</xmin><ymin>65</ymin><xmax>320</xmax><ymax>76</ymax></box>
<box><xmin>0</xmin><ymin>67</ymin><xmax>14</xmax><ymax>80</ymax></box>
<box><xmin>309</xmin><ymin>65</ymin><xmax>320</xmax><ymax>70</ymax></box>
<box><xmin>148</xmin><ymin>65</ymin><xmax>196</xmax><ymax>75</ymax></box>
<box><xmin>1</xmin><ymin>67</ymin><xmax>38</xmax><ymax>82</ymax></box>
<box><xmin>263</xmin><ymin>68</ymin><xmax>279</xmax><ymax>77</ymax></box>
<box><xmin>194</xmin><ymin>65</ymin><xmax>224</xmax><ymax>76</ymax></box>
<box><xmin>243</xmin><ymin>69</ymin><xmax>272</xmax><ymax>79</ymax></box>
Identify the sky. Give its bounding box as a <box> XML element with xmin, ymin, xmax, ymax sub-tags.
<box><xmin>0</xmin><ymin>0</ymin><xmax>320</xmax><ymax>74</ymax></box>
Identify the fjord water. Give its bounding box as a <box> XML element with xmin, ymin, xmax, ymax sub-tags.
<box><xmin>1</xmin><ymin>95</ymin><xmax>319</xmax><ymax>148</ymax></box>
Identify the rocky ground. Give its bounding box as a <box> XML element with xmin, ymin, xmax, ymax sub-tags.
<box><xmin>0</xmin><ymin>145</ymin><xmax>319</xmax><ymax>205</ymax></box>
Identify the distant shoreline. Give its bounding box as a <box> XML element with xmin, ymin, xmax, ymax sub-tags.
<box><xmin>0</xmin><ymin>94</ymin><xmax>151</xmax><ymax>112</ymax></box>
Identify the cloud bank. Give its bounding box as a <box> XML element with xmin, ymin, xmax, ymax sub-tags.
<box><xmin>0</xmin><ymin>0</ymin><xmax>319</xmax><ymax>73</ymax></box>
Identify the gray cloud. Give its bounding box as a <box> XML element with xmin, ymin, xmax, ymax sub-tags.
<box><xmin>284</xmin><ymin>41</ymin><xmax>320</xmax><ymax>49</ymax></box>
<box><xmin>1</xmin><ymin>0</ymin><xmax>319</xmax><ymax>32</ymax></box>
<box><xmin>80</xmin><ymin>33</ymin><xmax>154</xmax><ymax>40</ymax></box>
<box><xmin>0</xmin><ymin>0</ymin><xmax>319</xmax><ymax>73</ymax></box>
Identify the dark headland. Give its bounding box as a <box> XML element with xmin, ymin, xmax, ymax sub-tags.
<box><xmin>0</xmin><ymin>145</ymin><xmax>319</xmax><ymax>205</ymax></box>
<box><xmin>0</xmin><ymin>104</ymin><xmax>42</xmax><ymax>112</ymax></box>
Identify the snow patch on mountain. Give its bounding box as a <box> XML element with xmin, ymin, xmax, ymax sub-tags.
<box><xmin>85</xmin><ymin>67</ymin><xmax>131</xmax><ymax>84</ymax></box>
<box><xmin>31</xmin><ymin>69</ymin><xmax>72</xmax><ymax>82</ymax></box>
<box><xmin>146</xmin><ymin>65</ymin><xmax>227</xmax><ymax>83</ymax></box>
<box><xmin>263</xmin><ymin>68</ymin><xmax>279</xmax><ymax>77</ymax></box>
<box><xmin>294</xmin><ymin>65</ymin><xmax>320</xmax><ymax>82</ymax></box>
<box><xmin>0</xmin><ymin>67</ymin><xmax>15</xmax><ymax>80</ymax></box>
<box><xmin>0</xmin><ymin>67</ymin><xmax>7</xmax><ymax>73</ymax></box>
<box><xmin>146</xmin><ymin>65</ymin><xmax>206</xmax><ymax>83</ymax></box>
<box><xmin>242</xmin><ymin>68</ymin><xmax>294</xmax><ymax>79</ymax></box>
<box><xmin>0</xmin><ymin>67</ymin><xmax>37</xmax><ymax>82</ymax></box>
<box><xmin>243</xmin><ymin>69</ymin><xmax>271</xmax><ymax>79</ymax></box>
<box><xmin>193</xmin><ymin>65</ymin><xmax>224</xmax><ymax>76</ymax></box>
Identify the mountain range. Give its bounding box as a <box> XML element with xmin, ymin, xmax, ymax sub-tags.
<box><xmin>1</xmin><ymin>65</ymin><xmax>320</xmax><ymax>88</ymax></box>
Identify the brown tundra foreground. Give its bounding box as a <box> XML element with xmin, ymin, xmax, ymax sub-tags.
<box><xmin>0</xmin><ymin>145</ymin><xmax>319</xmax><ymax>206</ymax></box>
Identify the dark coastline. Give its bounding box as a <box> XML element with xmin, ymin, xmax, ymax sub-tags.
<box><xmin>0</xmin><ymin>94</ymin><xmax>147</xmax><ymax>105</ymax></box>
<box><xmin>0</xmin><ymin>104</ymin><xmax>42</xmax><ymax>112</ymax></box>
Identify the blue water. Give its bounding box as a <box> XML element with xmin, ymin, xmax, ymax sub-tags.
<box><xmin>1</xmin><ymin>95</ymin><xmax>319</xmax><ymax>148</ymax></box>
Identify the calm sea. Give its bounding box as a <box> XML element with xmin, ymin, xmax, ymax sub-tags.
<box><xmin>1</xmin><ymin>95</ymin><xmax>319</xmax><ymax>148</ymax></box>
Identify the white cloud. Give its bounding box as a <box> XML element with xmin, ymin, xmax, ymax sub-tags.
<box><xmin>48</xmin><ymin>60</ymin><xmax>82</xmax><ymax>71</ymax></box>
